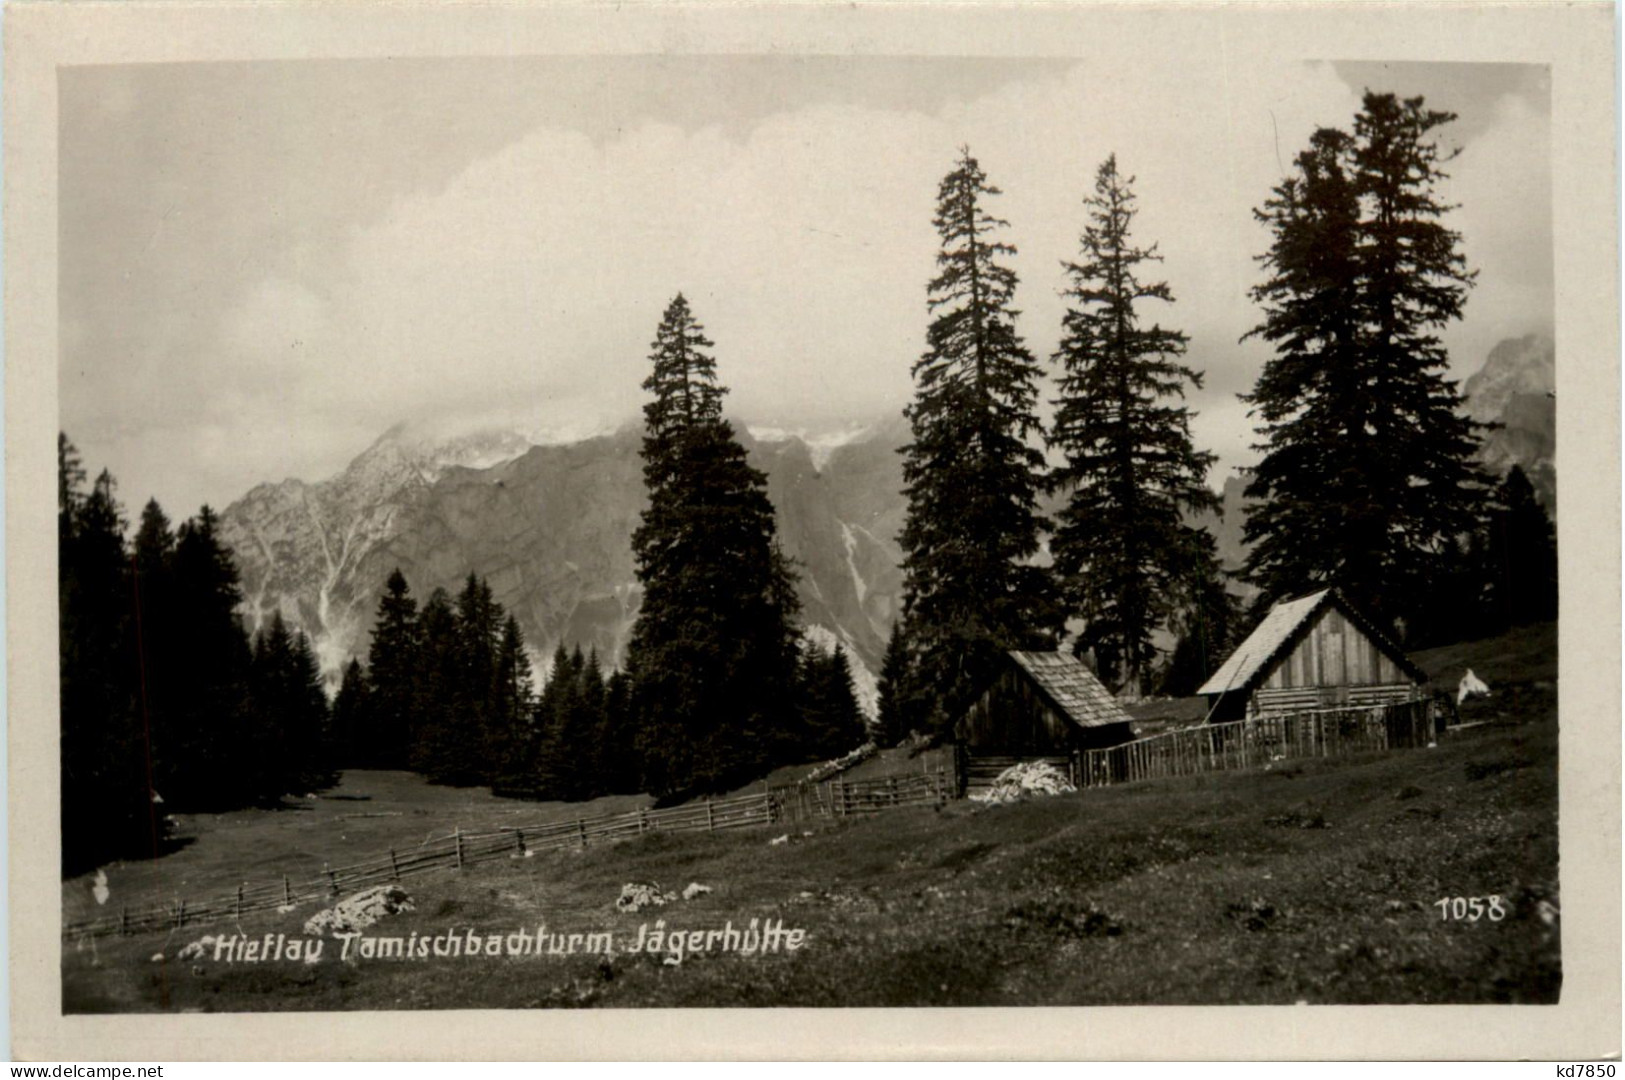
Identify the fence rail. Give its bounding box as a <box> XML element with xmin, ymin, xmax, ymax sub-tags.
<box><xmin>64</xmin><ymin>790</ymin><xmax>776</xmax><ymax>940</ymax></box>
<box><xmin>66</xmin><ymin>698</ymin><xmax>1428</xmax><ymax>940</ymax></box>
<box><xmin>1078</xmin><ymin>697</ymin><xmax>1435</xmax><ymax>789</ymax></box>
<box><xmin>763</xmin><ymin>768</ymin><xmax>953</xmax><ymax>824</ymax></box>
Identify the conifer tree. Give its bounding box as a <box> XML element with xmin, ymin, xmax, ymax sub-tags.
<box><xmin>1048</xmin><ymin>155</ymin><xmax>1219</xmax><ymax>693</ymax></box>
<box><xmin>489</xmin><ymin>614</ymin><xmax>534</xmax><ymax>790</ymax></box>
<box><xmin>168</xmin><ymin>506</ymin><xmax>256</xmax><ymax>809</ymax></box>
<box><xmin>625</xmin><ymin>294</ymin><xmax>802</xmax><ymax>797</ymax></box>
<box><xmin>551</xmin><ymin>646</ymin><xmax>595</xmax><ymax>799</ymax></box>
<box><xmin>873</xmin><ymin>623</ymin><xmax>922</xmax><ymax>748</ymax></box>
<box><xmin>58</xmin><ymin>454</ymin><xmax>151</xmax><ymax>873</ymax></box>
<box><xmin>330</xmin><ymin>658</ymin><xmax>371</xmax><ymax>768</ymax></box>
<box><xmin>409</xmin><ymin>588</ymin><xmax>460</xmax><ymax>781</ymax></box>
<box><xmin>1243</xmin><ymin>92</ymin><xmax>1488</xmax><ymax>627</ymax></box>
<box><xmin>364</xmin><ymin>569</ymin><xmax>419</xmax><ymax>768</ymax></box>
<box><xmin>437</xmin><ymin>574</ymin><xmax>500</xmax><ymax>786</ymax></box>
<box><xmin>526</xmin><ymin>643</ymin><xmax>575</xmax><ymax>798</ymax></box>
<box><xmin>130</xmin><ymin>500</ymin><xmax>181</xmax><ymax>801</ymax></box>
<box><xmin>1483</xmin><ymin>465</ymin><xmax>1558</xmax><ymax>629</ymax></box>
<box><xmin>896</xmin><ymin>149</ymin><xmax>1056</xmax><ymax>732</ymax></box>
<box><xmin>795</xmin><ymin>643</ymin><xmax>867</xmax><ymax>760</ymax></box>
<box><xmin>596</xmin><ymin>669</ymin><xmax>638</xmax><ymax>795</ymax></box>
<box><xmin>574</xmin><ymin>648</ymin><xmax>608</xmax><ymax>791</ymax></box>
<box><xmin>286</xmin><ymin>629</ymin><xmax>334</xmax><ymax>792</ymax></box>
<box><xmin>244</xmin><ymin>614</ymin><xmax>329</xmax><ymax>801</ymax></box>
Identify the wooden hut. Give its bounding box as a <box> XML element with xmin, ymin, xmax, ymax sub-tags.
<box><xmin>956</xmin><ymin>650</ymin><xmax>1136</xmax><ymax>754</ymax></box>
<box><xmin>1197</xmin><ymin>588</ymin><xmax>1427</xmax><ymax>722</ymax></box>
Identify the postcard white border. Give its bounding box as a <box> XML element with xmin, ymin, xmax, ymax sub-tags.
<box><xmin>6</xmin><ymin>1</ymin><xmax>1618</xmax><ymax>1061</ymax></box>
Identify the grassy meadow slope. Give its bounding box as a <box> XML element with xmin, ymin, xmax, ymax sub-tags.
<box><xmin>65</xmin><ymin>720</ymin><xmax>1556</xmax><ymax>1008</ymax></box>
<box><xmin>63</xmin><ymin>622</ymin><xmax>1558</xmax><ymax>1010</ymax></box>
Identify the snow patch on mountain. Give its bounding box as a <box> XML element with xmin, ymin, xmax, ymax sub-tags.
<box><xmin>837</xmin><ymin>521</ymin><xmax>868</xmax><ymax>607</ymax></box>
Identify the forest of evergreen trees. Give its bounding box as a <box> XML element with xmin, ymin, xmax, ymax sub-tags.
<box><xmin>877</xmin><ymin>92</ymin><xmax>1558</xmax><ymax>738</ymax></box>
<box><xmin>59</xmin><ymin>435</ymin><xmax>332</xmax><ymax>875</ymax></box>
<box><xmin>60</xmin><ymin>87</ymin><xmax>1559</xmax><ymax>874</ymax></box>
<box><xmin>59</xmin><ymin>427</ymin><xmax>866</xmax><ymax>872</ymax></box>
<box><xmin>330</xmin><ymin>567</ymin><xmax>866</xmax><ymax>803</ymax></box>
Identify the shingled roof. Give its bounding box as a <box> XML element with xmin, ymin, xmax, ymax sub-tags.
<box><xmin>1196</xmin><ymin>587</ymin><xmax>1424</xmax><ymax>697</ymax></box>
<box><xmin>1008</xmin><ymin>650</ymin><xmax>1133</xmax><ymax>730</ymax></box>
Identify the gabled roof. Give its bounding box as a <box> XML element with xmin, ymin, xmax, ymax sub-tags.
<box><xmin>1008</xmin><ymin>650</ymin><xmax>1133</xmax><ymax>729</ymax></box>
<box><xmin>1196</xmin><ymin>587</ymin><xmax>1425</xmax><ymax>697</ymax></box>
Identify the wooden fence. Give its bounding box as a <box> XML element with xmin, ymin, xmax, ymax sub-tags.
<box><xmin>63</xmin><ymin>790</ymin><xmax>775</xmax><ymax>940</ymax></box>
<box><xmin>64</xmin><ymin>770</ymin><xmax>956</xmax><ymax>941</ymax></box>
<box><xmin>64</xmin><ymin>697</ymin><xmax>1427</xmax><ymax>939</ymax></box>
<box><xmin>1077</xmin><ymin>697</ymin><xmax>1435</xmax><ymax>789</ymax></box>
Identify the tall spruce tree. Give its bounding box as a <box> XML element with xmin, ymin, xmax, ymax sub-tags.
<box><xmin>168</xmin><ymin>506</ymin><xmax>256</xmax><ymax>810</ymax></box>
<box><xmin>1243</xmin><ymin>92</ymin><xmax>1487</xmax><ymax>628</ymax></box>
<box><xmin>896</xmin><ymin>148</ymin><xmax>1056</xmax><ymax>732</ymax></box>
<box><xmin>1483</xmin><ymin>465</ymin><xmax>1558</xmax><ymax>629</ymax></box>
<box><xmin>409</xmin><ymin>587</ymin><xmax>460</xmax><ymax>781</ymax></box>
<box><xmin>59</xmin><ymin>454</ymin><xmax>152</xmax><ymax>873</ymax></box>
<box><xmin>524</xmin><ymin>643</ymin><xmax>571</xmax><ymax>797</ymax></box>
<box><xmin>330</xmin><ymin>658</ymin><xmax>371</xmax><ymax>768</ymax></box>
<box><xmin>1047</xmin><ymin>155</ymin><xmax>1219</xmax><ymax>693</ymax></box>
<box><xmin>130</xmin><ymin>500</ymin><xmax>181</xmax><ymax>802</ymax></box>
<box><xmin>364</xmin><ymin>569</ymin><xmax>419</xmax><ymax>767</ymax></box>
<box><xmin>489</xmin><ymin>614</ymin><xmax>534</xmax><ymax>792</ymax></box>
<box><xmin>625</xmin><ymin>293</ymin><xmax>801</xmax><ymax>797</ymax></box>
<box><xmin>874</xmin><ymin>624</ymin><xmax>928</xmax><ymax>748</ymax></box>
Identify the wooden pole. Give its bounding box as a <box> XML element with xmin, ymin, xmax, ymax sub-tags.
<box><xmin>390</xmin><ymin>848</ymin><xmax>401</xmax><ymax>880</ymax></box>
<box><xmin>706</xmin><ymin>800</ymin><xmax>715</xmax><ymax>831</ymax></box>
<box><xmin>577</xmin><ymin>819</ymin><xmax>587</xmax><ymax>848</ymax></box>
<box><xmin>326</xmin><ymin>864</ymin><xmax>339</xmax><ymax>896</ymax></box>
<box><xmin>121</xmin><ymin>907</ymin><xmax>129</xmax><ymax>936</ymax></box>
<box><xmin>454</xmin><ymin>828</ymin><xmax>464</xmax><ymax>869</ymax></box>
<box><xmin>513</xmin><ymin>830</ymin><xmax>524</xmax><ymax>856</ymax></box>
<box><xmin>283</xmin><ymin>875</ymin><xmax>292</xmax><ymax>908</ymax></box>
<box><xmin>237</xmin><ymin>884</ymin><xmax>244</xmax><ymax>919</ymax></box>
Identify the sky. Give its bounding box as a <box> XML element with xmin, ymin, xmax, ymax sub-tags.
<box><xmin>59</xmin><ymin>56</ymin><xmax>1553</xmax><ymax>518</ymax></box>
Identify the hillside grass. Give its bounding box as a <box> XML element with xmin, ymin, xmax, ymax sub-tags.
<box><xmin>63</xmin><ymin>622</ymin><xmax>1560</xmax><ymax>1011</ymax></box>
<box><xmin>65</xmin><ymin>707</ymin><xmax>1557</xmax><ymax>1010</ymax></box>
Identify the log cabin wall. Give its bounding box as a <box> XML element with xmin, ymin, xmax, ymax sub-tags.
<box><xmin>1262</xmin><ymin>605</ymin><xmax>1403</xmax><ymax>689</ymax></box>
<box><xmin>958</xmin><ymin>668</ymin><xmax>1074</xmax><ymax>754</ymax></box>
<box><xmin>1250</xmin><ymin>606</ymin><xmax>1417</xmax><ymax>716</ymax></box>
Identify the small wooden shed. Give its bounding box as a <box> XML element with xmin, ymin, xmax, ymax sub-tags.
<box><xmin>1198</xmin><ymin>588</ymin><xmax>1427</xmax><ymax>722</ymax></box>
<box><xmin>956</xmin><ymin>650</ymin><xmax>1137</xmax><ymax>754</ymax></box>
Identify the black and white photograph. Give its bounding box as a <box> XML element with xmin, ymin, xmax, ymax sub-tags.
<box><xmin>9</xmin><ymin>0</ymin><xmax>1618</xmax><ymax>1061</ymax></box>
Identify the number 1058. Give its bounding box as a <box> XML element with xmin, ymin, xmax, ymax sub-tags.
<box><xmin>1433</xmin><ymin>895</ymin><xmax>1506</xmax><ymax>921</ymax></box>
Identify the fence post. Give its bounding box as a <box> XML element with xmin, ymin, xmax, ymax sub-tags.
<box><xmin>176</xmin><ymin>898</ymin><xmax>185</xmax><ymax>928</ymax></box>
<box><xmin>887</xmin><ymin>776</ymin><xmax>898</xmax><ymax>806</ymax></box>
<box><xmin>120</xmin><ymin>907</ymin><xmax>129</xmax><ymax>936</ymax></box>
<box><xmin>237</xmin><ymin>883</ymin><xmax>244</xmax><ymax>919</ymax></box>
<box><xmin>283</xmin><ymin>875</ymin><xmax>292</xmax><ymax>908</ymax></box>
<box><xmin>454</xmin><ymin>829</ymin><xmax>464</xmax><ymax>869</ymax></box>
<box><xmin>513</xmin><ymin>830</ymin><xmax>524</xmax><ymax>856</ymax></box>
<box><xmin>326</xmin><ymin>864</ymin><xmax>339</xmax><ymax>896</ymax></box>
<box><xmin>577</xmin><ymin>819</ymin><xmax>587</xmax><ymax>848</ymax></box>
<box><xmin>639</xmin><ymin>807</ymin><xmax>649</xmax><ymax>833</ymax></box>
<box><xmin>706</xmin><ymin>800</ymin><xmax>715</xmax><ymax>831</ymax></box>
<box><xmin>390</xmin><ymin>849</ymin><xmax>401</xmax><ymax>880</ymax></box>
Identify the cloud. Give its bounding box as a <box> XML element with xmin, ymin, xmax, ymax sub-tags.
<box><xmin>60</xmin><ymin>56</ymin><xmax>1551</xmax><ymax>515</ymax></box>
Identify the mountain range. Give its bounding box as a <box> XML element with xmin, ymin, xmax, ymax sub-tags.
<box><xmin>216</xmin><ymin>333</ymin><xmax>1556</xmax><ymax>708</ymax></box>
